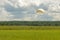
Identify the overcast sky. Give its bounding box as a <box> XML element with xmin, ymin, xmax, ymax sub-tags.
<box><xmin>0</xmin><ymin>0</ymin><xmax>60</xmax><ymax>21</ymax></box>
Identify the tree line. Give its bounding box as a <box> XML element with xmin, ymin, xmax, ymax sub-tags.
<box><xmin>0</xmin><ymin>21</ymin><xmax>60</xmax><ymax>26</ymax></box>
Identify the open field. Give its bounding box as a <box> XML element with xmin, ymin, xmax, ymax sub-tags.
<box><xmin>0</xmin><ymin>30</ymin><xmax>60</xmax><ymax>40</ymax></box>
<box><xmin>0</xmin><ymin>26</ymin><xmax>60</xmax><ymax>30</ymax></box>
<box><xmin>0</xmin><ymin>26</ymin><xmax>60</xmax><ymax>40</ymax></box>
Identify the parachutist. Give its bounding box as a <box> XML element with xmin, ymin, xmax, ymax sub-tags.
<box><xmin>36</xmin><ymin>9</ymin><xmax>46</xmax><ymax>14</ymax></box>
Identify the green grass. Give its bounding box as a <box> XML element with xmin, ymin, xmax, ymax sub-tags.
<box><xmin>0</xmin><ymin>26</ymin><xmax>60</xmax><ymax>30</ymax></box>
<box><xmin>0</xmin><ymin>26</ymin><xmax>60</xmax><ymax>40</ymax></box>
<box><xmin>0</xmin><ymin>30</ymin><xmax>60</xmax><ymax>40</ymax></box>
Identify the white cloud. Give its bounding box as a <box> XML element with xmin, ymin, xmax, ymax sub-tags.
<box><xmin>7</xmin><ymin>0</ymin><xmax>19</xmax><ymax>8</ymax></box>
<box><xmin>6</xmin><ymin>0</ymin><xmax>42</xmax><ymax>8</ymax></box>
<box><xmin>48</xmin><ymin>3</ymin><xmax>60</xmax><ymax>21</ymax></box>
<box><xmin>48</xmin><ymin>3</ymin><xmax>60</xmax><ymax>13</ymax></box>
<box><xmin>23</xmin><ymin>17</ymin><xmax>32</xmax><ymax>21</ymax></box>
<box><xmin>12</xmin><ymin>19</ymin><xmax>22</xmax><ymax>21</ymax></box>
<box><xmin>0</xmin><ymin>7</ymin><xmax>14</xmax><ymax>21</ymax></box>
<box><xmin>48</xmin><ymin>13</ymin><xmax>60</xmax><ymax>21</ymax></box>
<box><xmin>18</xmin><ymin>0</ymin><xmax>42</xmax><ymax>7</ymax></box>
<box><xmin>0</xmin><ymin>0</ymin><xmax>60</xmax><ymax>21</ymax></box>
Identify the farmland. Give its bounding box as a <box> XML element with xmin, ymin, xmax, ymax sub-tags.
<box><xmin>0</xmin><ymin>21</ymin><xmax>60</xmax><ymax>40</ymax></box>
<box><xmin>0</xmin><ymin>26</ymin><xmax>60</xmax><ymax>40</ymax></box>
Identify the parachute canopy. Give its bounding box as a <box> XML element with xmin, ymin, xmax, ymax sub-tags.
<box><xmin>36</xmin><ymin>9</ymin><xmax>46</xmax><ymax>14</ymax></box>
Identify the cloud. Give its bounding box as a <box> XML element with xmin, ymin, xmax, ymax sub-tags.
<box><xmin>48</xmin><ymin>3</ymin><xmax>60</xmax><ymax>13</ymax></box>
<box><xmin>3</xmin><ymin>0</ymin><xmax>49</xmax><ymax>21</ymax></box>
<box><xmin>0</xmin><ymin>0</ymin><xmax>60</xmax><ymax>21</ymax></box>
<box><xmin>18</xmin><ymin>0</ymin><xmax>42</xmax><ymax>7</ymax></box>
<box><xmin>48</xmin><ymin>3</ymin><xmax>60</xmax><ymax>21</ymax></box>
<box><xmin>48</xmin><ymin>13</ymin><xmax>60</xmax><ymax>21</ymax></box>
<box><xmin>7</xmin><ymin>0</ymin><xmax>42</xmax><ymax>8</ymax></box>
<box><xmin>0</xmin><ymin>8</ymin><xmax>14</xmax><ymax>21</ymax></box>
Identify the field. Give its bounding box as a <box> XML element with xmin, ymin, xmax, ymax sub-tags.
<box><xmin>0</xmin><ymin>26</ymin><xmax>60</xmax><ymax>40</ymax></box>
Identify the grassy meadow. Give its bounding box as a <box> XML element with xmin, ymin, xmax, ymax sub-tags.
<box><xmin>0</xmin><ymin>26</ymin><xmax>60</xmax><ymax>40</ymax></box>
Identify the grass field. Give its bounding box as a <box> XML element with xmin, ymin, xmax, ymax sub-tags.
<box><xmin>0</xmin><ymin>26</ymin><xmax>60</xmax><ymax>40</ymax></box>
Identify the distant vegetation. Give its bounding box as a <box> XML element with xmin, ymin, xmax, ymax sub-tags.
<box><xmin>0</xmin><ymin>21</ymin><xmax>60</xmax><ymax>30</ymax></box>
<box><xmin>0</xmin><ymin>21</ymin><xmax>60</xmax><ymax>26</ymax></box>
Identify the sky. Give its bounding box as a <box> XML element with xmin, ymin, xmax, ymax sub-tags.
<box><xmin>0</xmin><ymin>0</ymin><xmax>60</xmax><ymax>21</ymax></box>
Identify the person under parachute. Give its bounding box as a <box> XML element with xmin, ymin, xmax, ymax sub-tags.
<box><xmin>36</xmin><ymin>9</ymin><xmax>46</xmax><ymax>14</ymax></box>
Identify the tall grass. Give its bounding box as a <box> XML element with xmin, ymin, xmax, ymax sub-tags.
<box><xmin>0</xmin><ymin>30</ymin><xmax>60</xmax><ymax>40</ymax></box>
<box><xmin>0</xmin><ymin>26</ymin><xmax>60</xmax><ymax>30</ymax></box>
